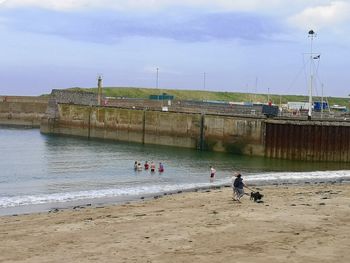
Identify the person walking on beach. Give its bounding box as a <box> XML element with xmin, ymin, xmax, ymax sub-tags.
<box><xmin>210</xmin><ymin>166</ymin><xmax>216</xmax><ymax>182</ymax></box>
<box><xmin>134</xmin><ymin>161</ymin><xmax>138</xmax><ymax>171</ymax></box>
<box><xmin>232</xmin><ymin>172</ymin><xmax>246</xmax><ymax>202</ymax></box>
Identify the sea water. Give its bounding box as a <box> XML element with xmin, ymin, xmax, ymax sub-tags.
<box><xmin>1</xmin><ymin>127</ymin><xmax>350</xmax><ymax>215</ymax></box>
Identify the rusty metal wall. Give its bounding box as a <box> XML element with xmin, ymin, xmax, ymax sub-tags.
<box><xmin>265</xmin><ymin>122</ymin><xmax>350</xmax><ymax>162</ymax></box>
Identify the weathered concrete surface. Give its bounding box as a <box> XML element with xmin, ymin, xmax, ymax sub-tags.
<box><xmin>41</xmin><ymin>102</ymin><xmax>350</xmax><ymax>162</ymax></box>
<box><xmin>41</xmin><ymin>104</ymin><xmax>264</xmax><ymax>154</ymax></box>
<box><xmin>204</xmin><ymin>115</ymin><xmax>265</xmax><ymax>155</ymax></box>
<box><xmin>0</xmin><ymin>96</ymin><xmax>48</xmax><ymax>127</ymax></box>
<box><xmin>144</xmin><ymin>111</ymin><xmax>202</xmax><ymax>149</ymax></box>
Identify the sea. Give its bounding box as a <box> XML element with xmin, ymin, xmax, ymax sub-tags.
<box><xmin>1</xmin><ymin>127</ymin><xmax>350</xmax><ymax>216</ymax></box>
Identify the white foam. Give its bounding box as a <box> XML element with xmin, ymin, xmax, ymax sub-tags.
<box><xmin>1</xmin><ymin>170</ymin><xmax>349</xmax><ymax>208</ymax></box>
<box><xmin>0</xmin><ymin>181</ymin><xmax>225</xmax><ymax>208</ymax></box>
<box><xmin>245</xmin><ymin>170</ymin><xmax>350</xmax><ymax>182</ymax></box>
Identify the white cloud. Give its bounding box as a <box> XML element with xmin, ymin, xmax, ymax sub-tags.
<box><xmin>0</xmin><ymin>0</ymin><xmax>299</xmax><ymax>12</ymax></box>
<box><xmin>287</xmin><ymin>1</ymin><xmax>350</xmax><ymax>31</ymax></box>
<box><xmin>1</xmin><ymin>0</ymin><xmax>96</xmax><ymax>10</ymax></box>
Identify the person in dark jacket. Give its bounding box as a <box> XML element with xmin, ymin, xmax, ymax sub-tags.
<box><xmin>232</xmin><ymin>173</ymin><xmax>246</xmax><ymax>202</ymax></box>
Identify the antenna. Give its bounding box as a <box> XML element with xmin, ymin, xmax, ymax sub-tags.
<box><xmin>308</xmin><ymin>29</ymin><xmax>316</xmax><ymax>120</ymax></box>
<box><xmin>156</xmin><ymin>67</ymin><xmax>159</xmax><ymax>89</ymax></box>
<box><xmin>255</xmin><ymin>77</ymin><xmax>258</xmax><ymax>103</ymax></box>
<box><xmin>203</xmin><ymin>72</ymin><xmax>206</xmax><ymax>90</ymax></box>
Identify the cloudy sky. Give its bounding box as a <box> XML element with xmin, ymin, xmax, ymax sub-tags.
<box><xmin>0</xmin><ymin>0</ymin><xmax>349</xmax><ymax>97</ymax></box>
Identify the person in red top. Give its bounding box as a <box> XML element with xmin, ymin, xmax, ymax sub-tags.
<box><xmin>144</xmin><ymin>161</ymin><xmax>149</xmax><ymax>170</ymax></box>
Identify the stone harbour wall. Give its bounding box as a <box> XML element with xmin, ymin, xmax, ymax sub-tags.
<box><xmin>41</xmin><ymin>103</ymin><xmax>265</xmax><ymax>154</ymax></box>
<box><xmin>0</xmin><ymin>96</ymin><xmax>48</xmax><ymax>127</ymax></box>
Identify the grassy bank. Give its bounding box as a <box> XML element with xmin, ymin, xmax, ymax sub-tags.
<box><xmin>65</xmin><ymin>87</ymin><xmax>349</xmax><ymax>107</ymax></box>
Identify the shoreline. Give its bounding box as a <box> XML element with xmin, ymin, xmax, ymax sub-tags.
<box><xmin>1</xmin><ymin>182</ymin><xmax>350</xmax><ymax>262</ymax></box>
<box><xmin>1</xmin><ymin>179</ymin><xmax>348</xmax><ymax>217</ymax></box>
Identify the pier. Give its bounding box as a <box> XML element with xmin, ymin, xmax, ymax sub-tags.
<box><xmin>1</xmin><ymin>90</ymin><xmax>350</xmax><ymax>162</ymax></box>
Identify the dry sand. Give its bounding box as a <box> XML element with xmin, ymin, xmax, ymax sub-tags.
<box><xmin>0</xmin><ymin>183</ymin><xmax>349</xmax><ymax>263</ymax></box>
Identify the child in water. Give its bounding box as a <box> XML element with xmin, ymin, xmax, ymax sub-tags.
<box><xmin>158</xmin><ymin>162</ymin><xmax>164</xmax><ymax>173</ymax></box>
<box><xmin>137</xmin><ymin>162</ymin><xmax>142</xmax><ymax>171</ymax></box>
<box><xmin>210</xmin><ymin>166</ymin><xmax>216</xmax><ymax>182</ymax></box>
<box><xmin>150</xmin><ymin>162</ymin><xmax>156</xmax><ymax>172</ymax></box>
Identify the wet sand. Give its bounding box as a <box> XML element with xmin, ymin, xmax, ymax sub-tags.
<box><xmin>0</xmin><ymin>183</ymin><xmax>349</xmax><ymax>263</ymax></box>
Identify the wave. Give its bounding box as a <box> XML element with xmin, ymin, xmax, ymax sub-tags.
<box><xmin>0</xmin><ymin>181</ymin><xmax>224</xmax><ymax>208</ymax></box>
<box><xmin>246</xmin><ymin>170</ymin><xmax>350</xmax><ymax>183</ymax></box>
<box><xmin>1</xmin><ymin>170</ymin><xmax>350</xmax><ymax>208</ymax></box>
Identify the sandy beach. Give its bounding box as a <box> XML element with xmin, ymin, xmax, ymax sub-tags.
<box><xmin>0</xmin><ymin>183</ymin><xmax>349</xmax><ymax>263</ymax></box>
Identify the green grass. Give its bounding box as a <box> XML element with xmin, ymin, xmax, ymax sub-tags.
<box><xmin>64</xmin><ymin>86</ymin><xmax>350</xmax><ymax>107</ymax></box>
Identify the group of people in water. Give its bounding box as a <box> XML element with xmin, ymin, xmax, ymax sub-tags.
<box><xmin>134</xmin><ymin>161</ymin><xmax>164</xmax><ymax>173</ymax></box>
<box><xmin>134</xmin><ymin>162</ymin><xmax>248</xmax><ymax>202</ymax></box>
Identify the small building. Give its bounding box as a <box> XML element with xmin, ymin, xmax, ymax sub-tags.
<box><xmin>149</xmin><ymin>93</ymin><xmax>174</xmax><ymax>100</ymax></box>
<box><xmin>287</xmin><ymin>102</ymin><xmax>310</xmax><ymax>111</ymax></box>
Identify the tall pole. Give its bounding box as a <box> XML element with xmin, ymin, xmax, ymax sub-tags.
<box><xmin>255</xmin><ymin>77</ymin><xmax>258</xmax><ymax>103</ymax></box>
<box><xmin>321</xmin><ymin>83</ymin><xmax>324</xmax><ymax>119</ymax></box>
<box><xmin>308</xmin><ymin>30</ymin><xmax>315</xmax><ymax>120</ymax></box>
<box><xmin>156</xmin><ymin>67</ymin><xmax>159</xmax><ymax>90</ymax></box>
<box><xmin>203</xmin><ymin>72</ymin><xmax>206</xmax><ymax>90</ymax></box>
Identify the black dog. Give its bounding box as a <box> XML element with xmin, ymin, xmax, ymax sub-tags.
<box><xmin>250</xmin><ymin>191</ymin><xmax>264</xmax><ymax>202</ymax></box>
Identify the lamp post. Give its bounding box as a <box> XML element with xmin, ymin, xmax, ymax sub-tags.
<box><xmin>97</xmin><ymin>75</ymin><xmax>103</xmax><ymax>106</ymax></box>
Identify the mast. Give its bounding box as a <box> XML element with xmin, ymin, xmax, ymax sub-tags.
<box><xmin>308</xmin><ymin>30</ymin><xmax>316</xmax><ymax>120</ymax></box>
<box><xmin>321</xmin><ymin>83</ymin><xmax>324</xmax><ymax>119</ymax></box>
<box><xmin>203</xmin><ymin>72</ymin><xmax>206</xmax><ymax>90</ymax></box>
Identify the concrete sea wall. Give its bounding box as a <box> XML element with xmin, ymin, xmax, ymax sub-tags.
<box><xmin>203</xmin><ymin>115</ymin><xmax>265</xmax><ymax>155</ymax></box>
<box><xmin>0</xmin><ymin>96</ymin><xmax>48</xmax><ymax>127</ymax></box>
<box><xmin>41</xmin><ymin>101</ymin><xmax>350</xmax><ymax>162</ymax></box>
<box><xmin>41</xmin><ymin>104</ymin><xmax>265</xmax><ymax>154</ymax></box>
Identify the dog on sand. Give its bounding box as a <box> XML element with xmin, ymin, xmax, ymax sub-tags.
<box><xmin>250</xmin><ymin>191</ymin><xmax>264</xmax><ymax>202</ymax></box>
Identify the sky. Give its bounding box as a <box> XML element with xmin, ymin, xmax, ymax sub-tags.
<box><xmin>0</xmin><ymin>0</ymin><xmax>350</xmax><ymax>97</ymax></box>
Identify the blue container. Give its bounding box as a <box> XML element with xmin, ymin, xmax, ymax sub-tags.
<box><xmin>149</xmin><ymin>94</ymin><xmax>174</xmax><ymax>100</ymax></box>
<box><xmin>313</xmin><ymin>101</ymin><xmax>328</xmax><ymax>111</ymax></box>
